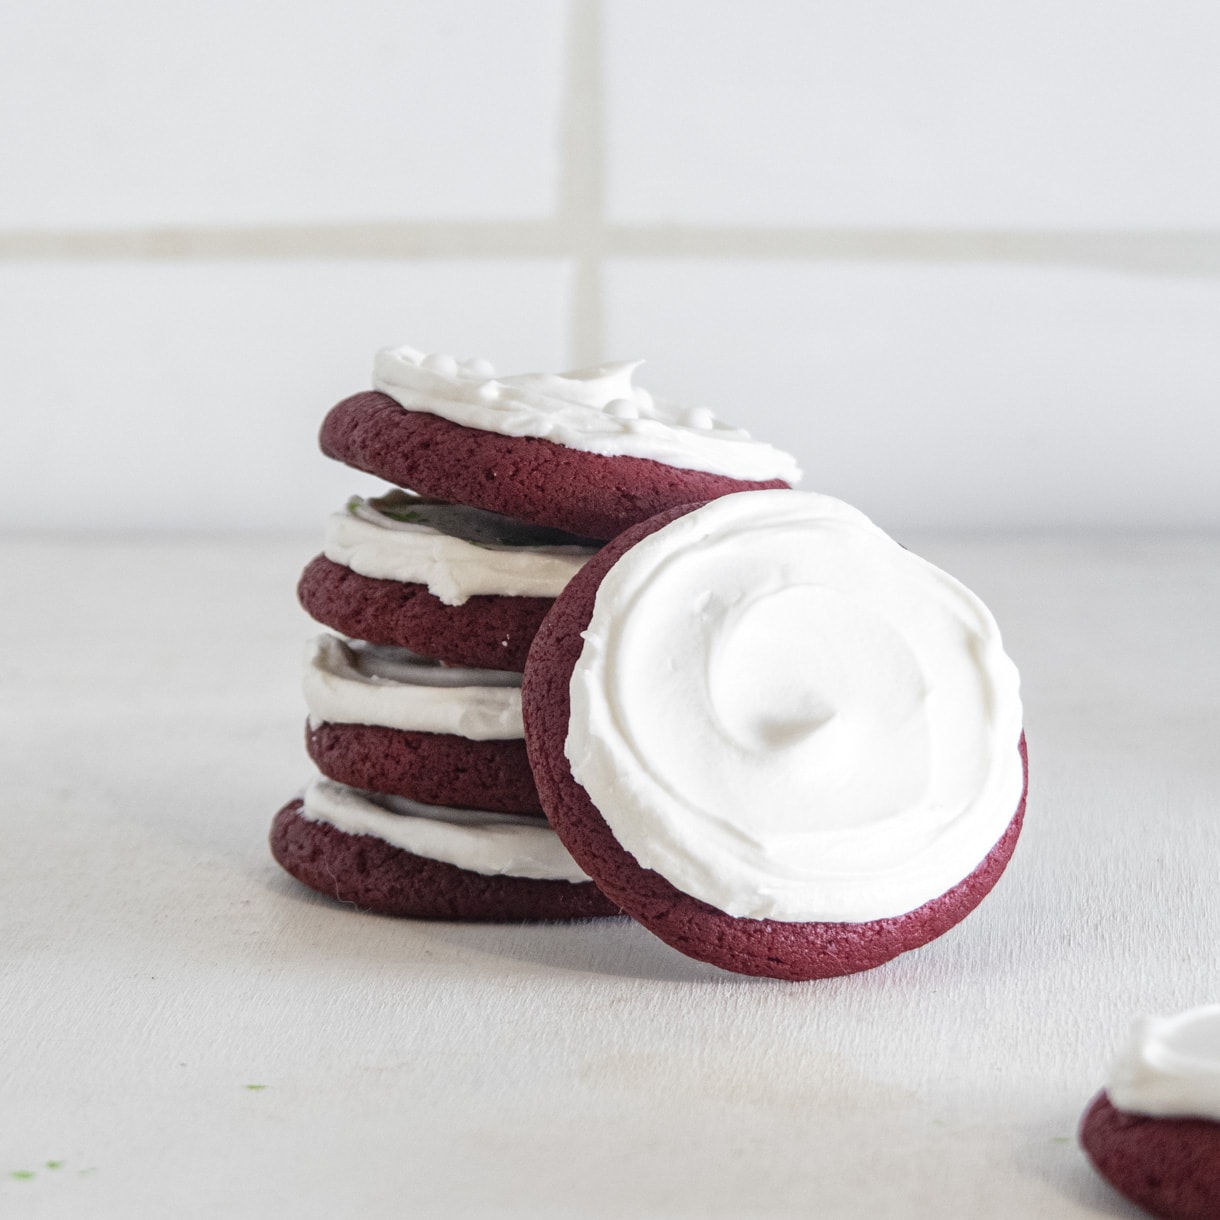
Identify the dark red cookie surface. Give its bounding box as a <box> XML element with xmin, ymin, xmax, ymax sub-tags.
<box><xmin>320</xmin><ymin>391</ymin><xmax>791</xmax><ymax>541</ymax></box>
<box><xmin>306</xmin><ymin>720</ymin><xmax>542</xmax><ymax>814</ymax></box>
<box><xmin>270</xmin><ymin>800</ymin><xmax>620</xmax><ymax>923</ymax></box>
<box><xmin>522</xmin><ymin>503</ymin><xmax>1029</xmax><ymax>981</ymax></box>
<box><xmin>1080</xmin><ymin>1092</ymin><xmax>1220</xmax><ymax>1220</ymax></box>
<box><xmin>298</xmin><ymin>554</ymin><xmax>550</xmax><ymax>672</ymax></box>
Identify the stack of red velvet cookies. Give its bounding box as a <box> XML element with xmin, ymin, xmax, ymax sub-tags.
<box><xmin>272</xmin><ymin>346</ymin><xmax>795</xmax><ymax>925</ymax></box>
<box><xmin>272</xmin><ymin>345</ymin><xmax>1028</xmax><ymax>981</ymax></box>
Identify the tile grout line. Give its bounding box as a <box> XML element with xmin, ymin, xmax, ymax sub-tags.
<box><xmin>0</xmin><ymin>222</ymin><xmax>1217</xmax><ymax>276</ymax></box>
<box><xmin>558</xmin><ymin>0</ymin><xmax>606</xmax><ymax>365</ymax></box>
<box><xmin>0</xmin><ymin>0</ymin><xmax>1218</xmax><ymax>294</ymax></box>
<box><xmin>606</xmin><ymin>227</ymin><xmax>1220</xmax><ymax>277</ymax></box>
<box><xmin>0</xmin><ymin>221</ymin><xmax>566</xmax><ymax>261</ymax></box>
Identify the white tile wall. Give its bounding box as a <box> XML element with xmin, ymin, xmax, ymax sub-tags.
<box><xmin>605</xmin><ymin>260</ymin><xmax>1220</xmax><ymax>530</ymax></box>
<box><xmin>2</xmin><ymin>1</ymin><xmax>1218</xmax><ymax>532</ymax></box>
<box><xmin>0</xmin><ymin>0</ymin><xmax>565</xmax><ymax>228</ymax></box>
<box><xmin>606</xmin><ymin>0</ymin><xmax>1220</xmax><ymax>227</ymax></box>
<box><xmin>0</xmin><ymin>261</ymin><xmax>570</xmax><ymax>531</ymax></box>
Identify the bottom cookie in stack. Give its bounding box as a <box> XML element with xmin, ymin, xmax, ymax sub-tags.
<box><xmin>271</xmin><ymin>781</ymin><xmax>618</xmax><ymax>922</ymax></box>
<box><xmin>270</xmin><ymin>635</ymin><xmax>618</xmax><ymax>921</ymax></box>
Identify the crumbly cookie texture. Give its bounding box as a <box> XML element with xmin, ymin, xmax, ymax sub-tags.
<box><xmin>298</xmin><ymin>554</ymin><xmax>552</xmax><ymax>672</ymax></box>
<box><xmin>319</xmin><ymin>390</ymin><xmax>790</xmax><ymax>542</ymax></box>
<box><xmin>305</xmin><ymin>720</ymin><xmax>542</xmax><ymax>815</ymax></box>
<box><xmin>1080</xmin><ymin>1092</ymin><xmax>1220</xmax><ymax>1220</ymax></box>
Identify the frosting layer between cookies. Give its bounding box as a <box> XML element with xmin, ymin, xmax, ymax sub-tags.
<box><xmin>301</xmin><ymin>777</ymin><xmax>588</xmax><ymax>882</ymax></box>
<box><xmin>373</xmin><ymin>345</ymin><xmax>802</xmax><ymax>484</ymax></box>
<box><xmin>565</xmin><ymin>490</ymin><xmax>1025</xmax><ymax>923</ymax></box>
<box><xmin>304</xmin><ymin>635</ymin><xmax>524</xmax><ymax>740</ymax></box>
<box><xmin>1108</xmin><ymin>1006</ymin><xmax>1220</xmax><ymax>1121</ymax></box>
<box><xmin>324</xmin><ymin>493</ymin><xmax>596</xmax><ymax>605</ymax></box>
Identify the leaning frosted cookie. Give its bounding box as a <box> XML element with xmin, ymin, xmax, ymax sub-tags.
<box><xmin>1080</xmin><ymin>1007</ymin><xmax>1220</xmax><ymax>1220</ymax></box>
<box><xmin>319</xmin><ymin>347</ymin><xmax>800</xmax><ymax>541</ymax></box>
<box><xmin>303</xmin><ymin>635</ymin><xmax>542</xmax><ymax>814</ymax></box>
<box><xmin>523</xmin><ymin>491</ymin><xmax>1028</xmax><ymax>980</ymax></box>
<box><xmin>270</xmin><ymin>778</ymin><xmax>620</xmax><ymax>922</ymax></box>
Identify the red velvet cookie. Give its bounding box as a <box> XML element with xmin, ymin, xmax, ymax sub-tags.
<box><xmin>1080</xmin><ymin>1092</ymin><xmax>1220</xmax><ymax>1220</ymax></box>
<box><xmin>522</xmin><ymin>494</ymin><xmax>1028</xmax><ymax>981</ymax></box>
<box><xmin>320</xmin><ymin>390</ymin><xmax>790</xmax><ymax>541</ymax></box>
<box><xmin>270</xmin><ymin>798</ymin><xmax>619</xmax><ymax>923</ymax></box>
<box><xmin>305</xmin><ymin>720</ymin><xmax>542</xmax><ymax>814</ymax></box>
<box><xmin>298</xmin><ymin>554</ymin><xmax>550</xmax><ymax>672</ymax></box>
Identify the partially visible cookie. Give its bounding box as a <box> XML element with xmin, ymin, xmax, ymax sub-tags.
<box><xmin>524</xmin><ymin>491</ymin><xmax>1027</xmax><ymax>980</ymax></box>
<box><xmin>320</xmin><ymin>347</ymin><xmax>799</xmax><ymax>540</ymax></box>
<box><xmin>306</xmin><ymin>722</ymin><xmax>541</xmax><ymax>815</ymax></box>
<box><xmin>1080</xmin><ymin>1007</ymin><xmax>1220</xmax><ymax>1220</ymax></box>
<box><xmin>298</xmin><ymin>555</ymin><xmax>550</xmax><ymax>671</ymax></box>
<box><xmin>271</xmin><ymin>784</ymin><xmax>619</xmax><ymax>922</ymax></box>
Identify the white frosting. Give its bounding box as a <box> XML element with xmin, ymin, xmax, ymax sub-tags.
<box><xmin>565</xmin><ymin>490</ymin><xmax>1025</xmax><ymax>923</ymax></box>
<box><xmin>304</xmin><ymin>635</ymin><xmax>524</xmax><ymax>740</ymax></box>
<box><xmin>300</xmin><ymin>777</ymin><xmax>589</xmax><ymax>883</ymax></box>
<box><xmin>323</xmin><ymin>496</ymin><xmax>595</xmax><ymax>606</ymax></box>
<box><xmin>372</xmin><ymin>345</ymin><xmax>802</xmax><ymax>485</ymax></box>
<box><xmin>1108</xmin><ymin>1006</ymin><xmax>1220</xmax><ymax>1121</ymax></box>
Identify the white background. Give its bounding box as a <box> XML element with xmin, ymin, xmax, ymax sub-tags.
<box><xmin>2</xmin><ymin>0</ymin><xmax>1219</xmax><ymax>533</ymax></box>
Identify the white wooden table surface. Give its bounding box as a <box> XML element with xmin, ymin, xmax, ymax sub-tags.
<box><xmin>3</xmin><ymin>533</ymin><xmax>1218</xmax><ymax>1219</ymax></box>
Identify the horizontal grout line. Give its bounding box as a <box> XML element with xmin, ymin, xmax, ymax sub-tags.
<box><xmin>608</xmin><ymin>226</ymin><xmax>1220</xmax><ymax>275</ymax></box>
<box><xmin>0</xmin><ymin>221</ymin><xmax>570</xmax><ymax>260</ymax></box>
<box><xmin>1</xmin><ymin>221</ymin><xmax>1219</xmax><ymax>274</ymax></box>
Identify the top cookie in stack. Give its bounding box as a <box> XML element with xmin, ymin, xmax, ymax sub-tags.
<box><xmin>301</xmin><ymin>345</ymin><xmax>801</xmax><ymax>669</ymax></box>
<box><xmin>324</xmin><ymin>344</ymin><xmax>800</xmax><ymax>536</ymax></box>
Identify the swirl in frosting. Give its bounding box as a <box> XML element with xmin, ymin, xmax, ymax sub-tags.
<box><xmin>565</xmin><ymin>490</ymin><xmax>1025</xmax><ymax>923</ymax></box>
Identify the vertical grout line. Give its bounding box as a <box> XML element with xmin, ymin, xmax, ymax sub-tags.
<box><xmin>559</xmin><ymin>0</ymin><xmax>605</xmax><ymax>366</ymax></box>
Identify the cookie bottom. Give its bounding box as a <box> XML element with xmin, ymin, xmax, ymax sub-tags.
<box><xmin>1079</xmin><ymin>1092</ymin><xmax>1220</xmax><ymax>1220</ymax></box>
<box><xmin>306</xmin><ymin>720</ymin><xmax>542</xmax><ymax>814</ymax></box>
<box><xmin>320</xmin><ymin>390</ymin><xmax>790</xmax><ymax>540</ymax></box>
<box><xmin>270</xmin><ymin>800</ymin><xmax>620</xmax><ymax>923</ymax></box>
<box><xmin>298</xmin><ymin>554</ymin><xmax>550</xmax><ymax>672</ymax></box>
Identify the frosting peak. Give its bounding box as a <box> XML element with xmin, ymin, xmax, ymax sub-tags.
<box><xmin>372</xmin><ymin>345</ymin><xmax>800</xmax><ymax>483</ymax></box>
<box><xmin>502</xmin><ymin>359</ymin><xmax>645</xmax><ymax>411</ymax></box>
